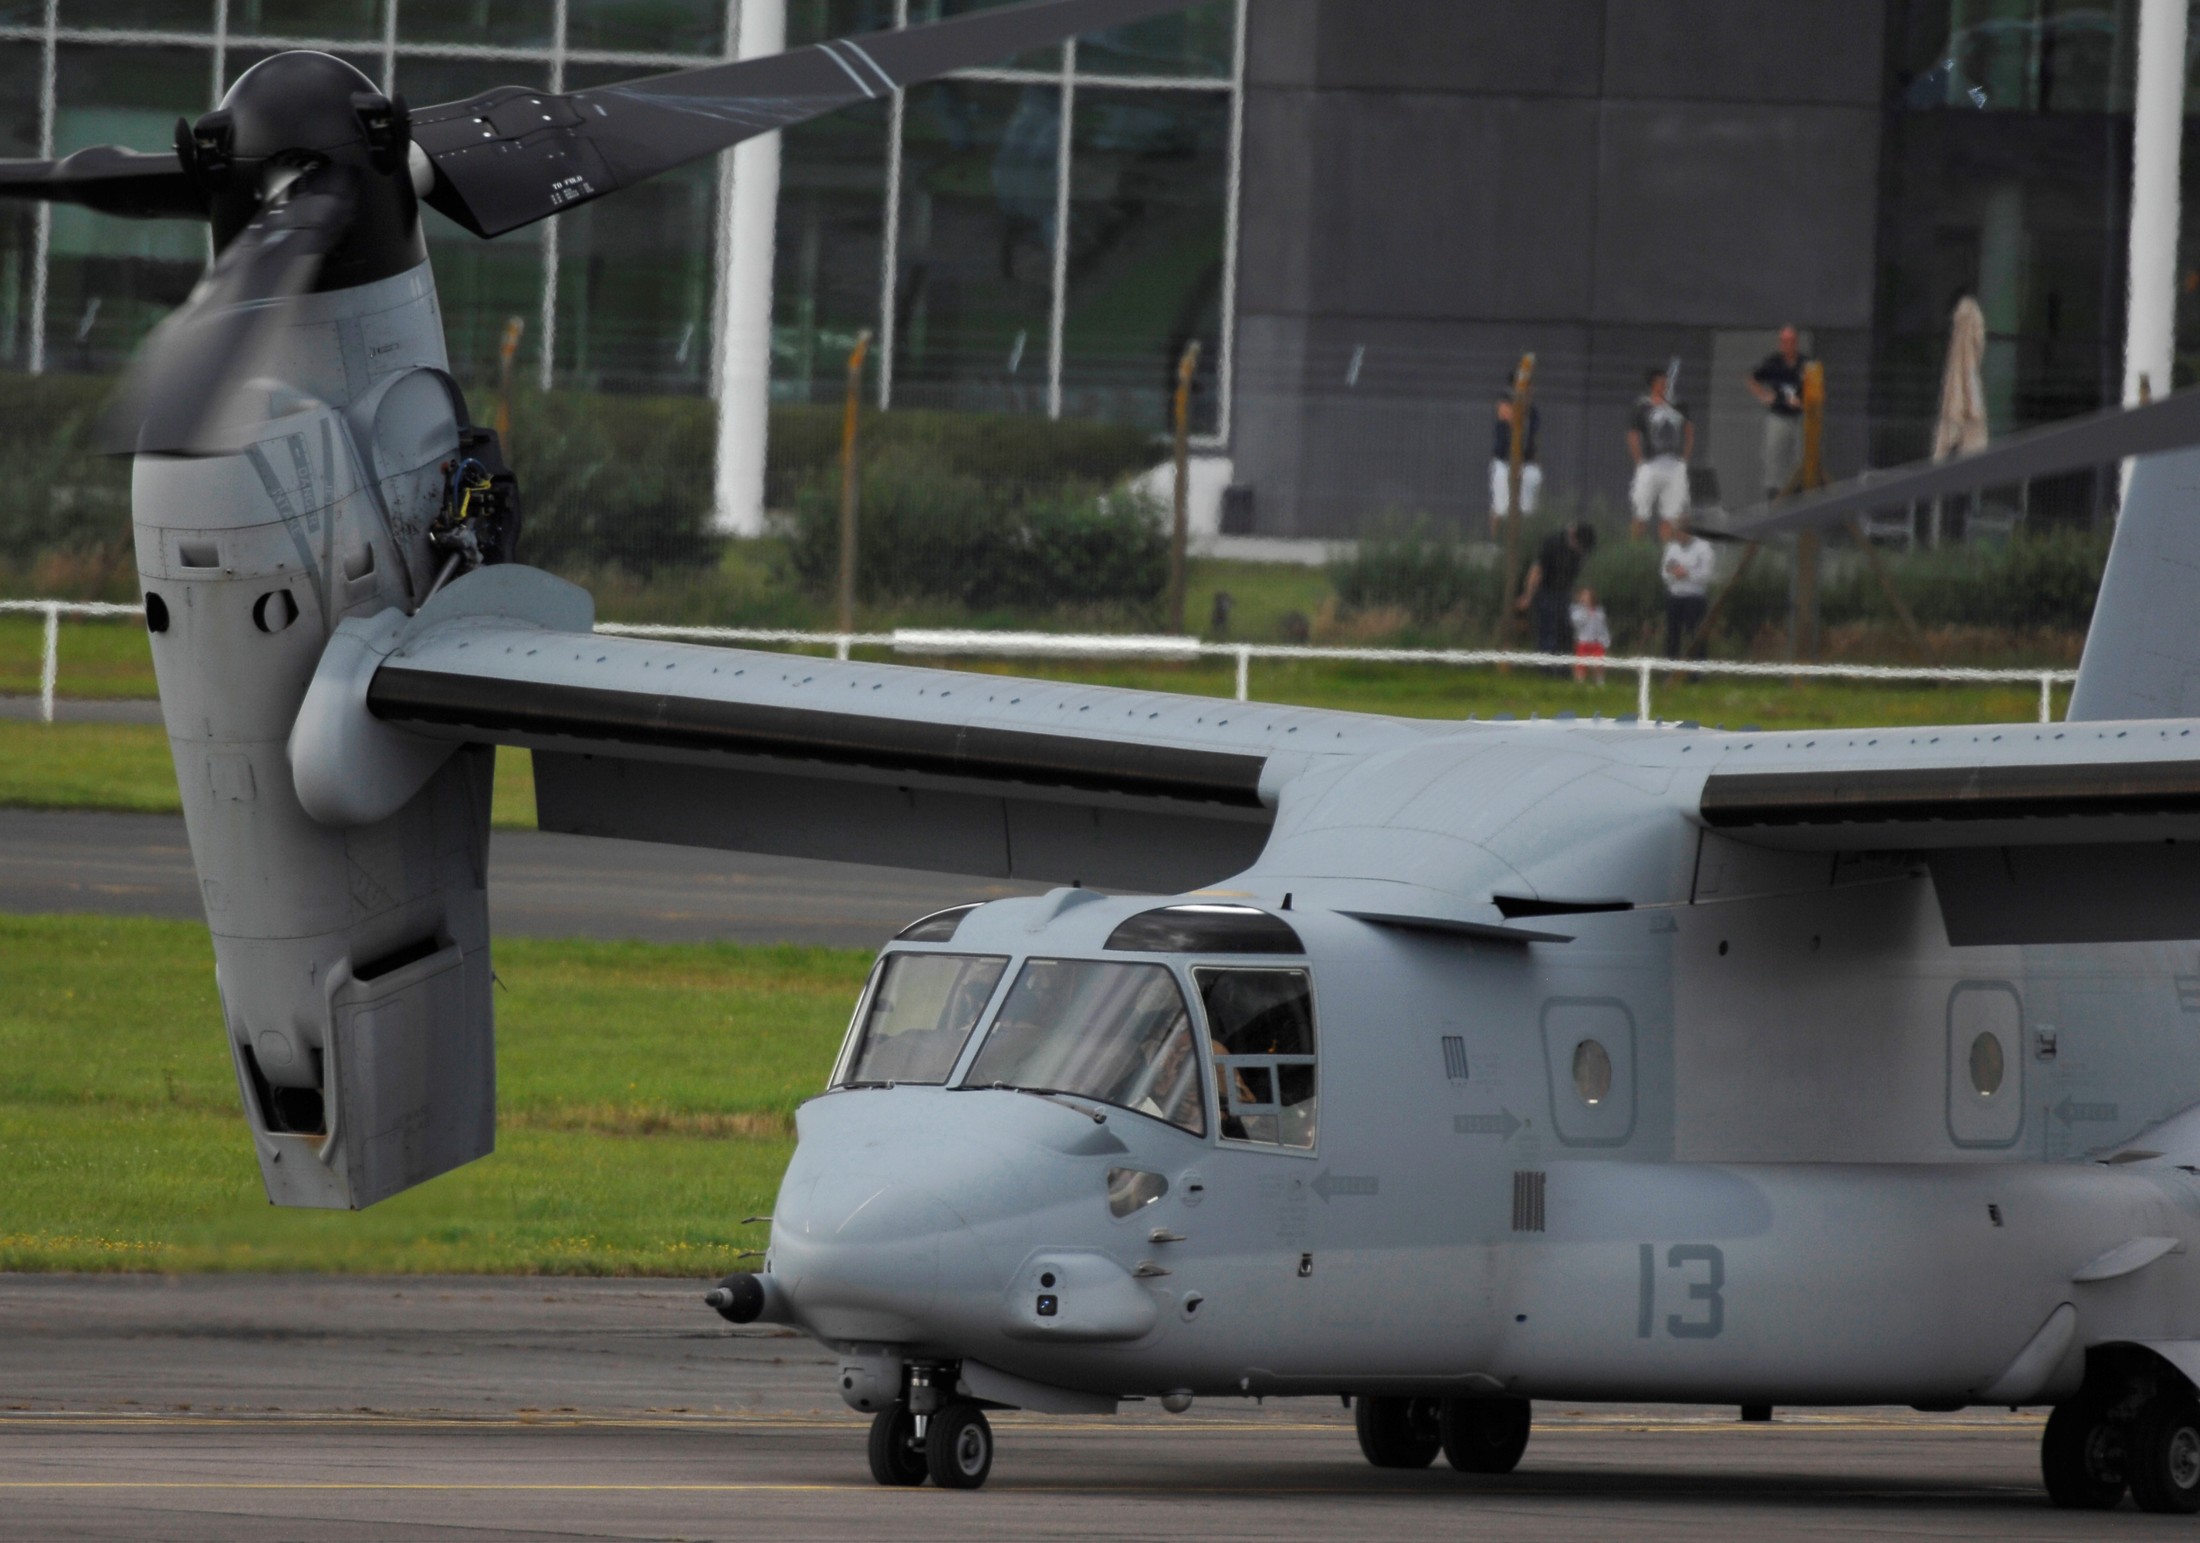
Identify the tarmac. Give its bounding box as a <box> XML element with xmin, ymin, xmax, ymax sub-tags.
<box><xmin>0</xmin><ymin>808</ymin><xmax>1043</xmax><ymax>947</ymax></box>
<box><xmin>0</xmin><ymin>1275</ymin><xmax>2088</xmax><ymax>1542</ymax></box>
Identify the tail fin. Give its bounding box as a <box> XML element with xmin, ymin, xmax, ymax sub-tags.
<box><xmin>2068</xmin><ymin>446</ymin><xmax>2200</xmax><ymax>721</ymax></box>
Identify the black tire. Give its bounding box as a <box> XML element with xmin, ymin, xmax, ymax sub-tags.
<box><xmin>925</xmin><ymin>1402</ymin><xmax>994</xmax><ymax>1490</ymax></box>
<box><xmin>2041</xmin><ymin>1397</ymin><xmax>2125</xmax><ymax>1510</ymax></box>
<box><xmin>1354</xmin><ymin>1396</ymin><xmax>1442</xmax><ymax>1469</ymax></box>
<box><xmin>1441</xmin><ymin>1397</ymin><xmax>1532</xmax><ymax>1475</ymax></box>
<box><xmin>867</xmin><ymin>1401</ymin><xmax>928</xmax><ymax>1487</ymax></box>
<box><xmin>2127</xmin><ymin>1393</ymin><xmax>2200</xmax><ymax>1515</ymax></box>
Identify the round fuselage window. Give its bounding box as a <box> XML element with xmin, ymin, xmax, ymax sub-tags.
<box><xmin>1969</xmin><ymin>1031</ymin><xmax>2005</xmax><ymax>1098</ymax></box>
<box><xmin>1572</xmin><ymin>1039</ymin><xmax>1613</xmax><ymax>1106</ymax></box>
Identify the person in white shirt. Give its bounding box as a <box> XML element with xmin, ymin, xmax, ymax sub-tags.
<box><xmin>1569</xmin><ymin>586</ymin><xmax>1610</xmax><ymax>684</ymax></box>
<box><xmin>1659</xmin><ymin>515</ymin><xmax>1715</xmax><ymax>659</ymax></box>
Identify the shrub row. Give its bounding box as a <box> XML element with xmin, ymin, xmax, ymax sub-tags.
<box><xmin>1331</xmin><ymin>517</ymin><xmax>2109</xmax><ymax>650</ymax></box>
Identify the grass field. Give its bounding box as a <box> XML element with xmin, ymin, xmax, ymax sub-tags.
<box><xmin>0</xmin><ymin>915</ymin><xmax>869</xmax><ymax>1275</ymax></box>
<box><xmin>0</xmin><ymin>722</ymin><xmax>543</xmax><ymax>827</ymax></box>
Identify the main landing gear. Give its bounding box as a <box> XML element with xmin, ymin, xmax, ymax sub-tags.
<box><xmin>1355</xmin><ymin>1395</ymin><xmax>1532</xmax><ymax>1475</ymax></box>
<box><xmin>2044</xmin><ymin>1364</ymin><xmax>2200</xmax><ymax>1514</ymax></box>
<box><xmin>868</xmin><ymin>1398</ymin><xmax>995</xmax><ymax>1490</ymax></box>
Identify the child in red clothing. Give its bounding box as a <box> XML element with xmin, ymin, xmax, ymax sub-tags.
<box><xmin>1570</xmin><ymin>586</ymin><xmax>1610</xmax><ymax>684</ymax></box>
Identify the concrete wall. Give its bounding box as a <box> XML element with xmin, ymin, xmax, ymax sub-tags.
<box><xmin>1233</xmin><ymin>0</ymin><xmax>1887</xmax><ymax>536</ymax></box>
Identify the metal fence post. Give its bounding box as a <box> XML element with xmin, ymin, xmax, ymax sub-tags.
<box><xmin>2039</xmin><ymin>673</ymin><xmax>2053</xmax><ymax>724</ymax></box>
<box><xmin>1637</xmin><ymin>659</ymin><xmax>1653</xmax><ymax>723</ymax></box>
<box><xmin>835</xmin><ymin>635</ymin><xmax>852</xmax><ymax>662</ymax></box>
<box><xmin>1235</xmin><ymin>646</ymin><xmax>1250</xmax><ymax>703</ymax></box>
<box><xmin>39</xmin><ymin>601</ymin><xmax>59</xmax><ymax>724</ymax></box>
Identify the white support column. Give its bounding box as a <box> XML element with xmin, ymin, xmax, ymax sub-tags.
<box><xmin>1215</xmin><ymin>0</ymin><xmax>1246</xmax><ymax>445</ymax></box>
<box><xmin>876</xmin><ymin>0</ymin><xmax>909</xmax><ymax>411</ymax></box>
<box><xmin>2126</xmin><ymin>0</ymin><xmax>2187</xmax><ymax>409</ymax></box>
<box><xmin>211</xmin><ymin>0</ymin><xmax>230</xmax><ymax>103</ymax></box>
<box><xmin>28</xmin><ymin>0</ymin><xmax>56</xmax><ymax>376</ymax></box>
<box><xmin>1045</xmin><ymin>38</ymin><xmax>1076</xmax><ymax>421</ymax></box>
<box><xmin>712</xmin><ymin>0</ymin><xmax>788</xmax><ymax>535</ymax></box>
<box><xmin>380</xmin><ymin>0</ymin><xmax>399</xmax><ymax>94</ymax></box>
<box><xmin>537</xmin><ymin>0</ymin><xmax>570</xmax><ymax>392</ymax></box>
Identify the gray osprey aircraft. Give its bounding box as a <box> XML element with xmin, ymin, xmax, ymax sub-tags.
<box><xmin>17</xmin><ymin>0</ymin><xmax>2200</xmax><ymax>1511</ymax></box>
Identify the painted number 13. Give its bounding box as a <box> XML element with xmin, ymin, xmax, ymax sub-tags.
<box><xmin>1637</xmin><ymin>1243</ymin><xmax>1724</xmax><ymax>1339</ymax></box>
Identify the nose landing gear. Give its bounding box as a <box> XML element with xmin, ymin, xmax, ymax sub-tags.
<box><xmin>865</xmin><ymin>1367</ymin><xmax>996</xmax><ymax>1490</ymax></box>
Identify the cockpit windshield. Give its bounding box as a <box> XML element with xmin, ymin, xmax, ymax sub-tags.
<box><xmin>838</xmin><ymin>952</ymin><xmax>1007</xmax><ymax>1086</ymax></box>
<box><xmin>964</xmin><ymin>960</ymin><xmax>1206</xmax><ymax>1136</ymax></box>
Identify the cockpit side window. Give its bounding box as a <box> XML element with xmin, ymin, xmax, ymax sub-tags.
<box><xmin>1196</xmin><ymin>967</ymin><xmax>1317</xmax><ymax>1149</ymax></box>
<box><xmin>837</xmin><ymin>952</ymin><xmax>1007</xmax><ymax>1087</ymax></box>
<box><xmin>964</xmin><ymin>960</ymin><xmax>1206</xmax><ymax>1136</ymax></box>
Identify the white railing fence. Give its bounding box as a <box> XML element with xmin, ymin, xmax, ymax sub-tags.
<box><xmin>8</xmin><ymin>600</ymin><xmax>2078</xmax><ymax>726</ymax></box>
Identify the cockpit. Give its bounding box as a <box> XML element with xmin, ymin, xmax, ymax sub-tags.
<box><xmin>826</xmin><ymin>901</ymin><xmax>1320</xmax><ymax>1152</ymax></box>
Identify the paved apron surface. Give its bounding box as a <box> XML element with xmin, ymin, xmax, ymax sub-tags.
<box><xmin>0</xmin><ymin>1275</ymin><xmax>2085</xmax><ymax>1541</ymax></box>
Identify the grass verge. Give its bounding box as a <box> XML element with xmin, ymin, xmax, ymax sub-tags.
<box><xmin>0</xmin><ymin>724</ymin><xmax>540</xmax><ymax>828</ymax></box>
<box><xmin>0</xmin><ymin>915</ymin><xmax>868</xmax><ymax>1274</ymax></box>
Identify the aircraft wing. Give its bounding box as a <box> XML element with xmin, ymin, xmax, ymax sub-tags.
<box><xmin>1694</xmin><ymin>727</ymin><xmax>2200</xmax><ymax>944</ymax></box>
<box><xmin>291</xmin><ymin>568</ymin><xmax>1439</xmax><ymax>896</ymax></box>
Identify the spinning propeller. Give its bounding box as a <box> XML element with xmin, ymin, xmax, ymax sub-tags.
<box><xmin>0</xmin><ymin>0</ymin><xmax>1193</xmax><ymax>455</ymax></box>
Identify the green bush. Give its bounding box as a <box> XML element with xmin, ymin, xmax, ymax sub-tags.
<box><xmin>764</xmin><ymin>405</ymin><xmax>1157</xmax><ymax>511</ymax></box>
<box><xmin>1329</xmin><ymin>518</ymin><xmax>1504</xmax><ymax>623</ymax></box>
<box><xmin>0</xmin><ymin>373</ymin><xmax>133</xmax><ymax>567</ymax></box>
<box><xmin>1822</xmin><ymin>527</ymin><xmax>2108</xmax><ymax>633</ymax></box>
<box><xmin>781</xmin><ymin>443</ymin><xmax>1167</xmax><ymax>610</ymax></box>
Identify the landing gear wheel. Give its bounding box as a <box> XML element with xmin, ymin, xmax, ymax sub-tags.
<box><xmin>1354</xmin><ymin>1396</ymin><xmax>1442</xmax><ymax>1469</ymax></box>
<box><xmin>925</xmin><ymin>1401</ymin><xmax>994</xmax><ymax>1490</ymax></box>
<box><xmin>866</xmin><ymin>1401</ymin><xmax>927</xmax><ymax>1487</ymax></box>
<box><xmin>2127</xmin><ymin>1392</ymin><xmax>2200</xmax><ymax>1514</ymax></box>
<box><xmin>1440</xmin><ymin>1397</ymin><xmax>1532</xmax><ymax>1474</ymax></box>
<box><xmin>2041</xmin><ymin>1397</ymin><xmax>2125</xmax><ymax>1510</ymax></box>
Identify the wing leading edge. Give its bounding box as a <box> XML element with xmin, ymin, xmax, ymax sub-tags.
<box><xmin>296</xmin><ymin>566</ymin><xmax>1438</xmax><ymax>895</ymax></box>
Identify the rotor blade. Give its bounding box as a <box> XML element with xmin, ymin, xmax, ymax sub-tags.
<box><xmin>1730</xmin><ymin>389</ymin><xmax>2200</xmax><ymax>540</ymax></box>
<box><xmin>412</xmin><ymin>0</ymin><xmax>1194</xmax><ymax>237</ymax></box>
<box><xmin>104</xmin><ymin>163</ymin><xmax>358</xmax><ymax>456</ymax></box>
<box><xmin>0</xmin><ymin>146</ymin><xmax>203</xmax><ymax>219</ymax></box>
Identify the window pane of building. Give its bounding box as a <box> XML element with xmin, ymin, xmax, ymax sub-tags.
<box><xmin>231</xmin><ymin>0</ymin><xmax>386</xmax><ymax>43</ymax></box>
<box><xmin>786</xmin><ymin>0</ymin><xmax>895</xmax><ymax>48</ymax></box>
<box><xmin>551</xmin><ymin>63</ymin><xmax>720</xmax><ymax>392</ymax></box>
<box><xmin>400</xmin><ymin>0</ymin><xmax>555</xmax><ymax>53</ymax></box>
<box><xmin>1075</xmin><ymin>0</ymin><xmax>1234</xmax><ymax>80</ymax></box>
<box><xmin>49</xmin><ymin>44</ymin><xmax>212</xmax><ymax>376</ymax></box>
<box><xmin>569</xmin><ymin>0</ymin><xmax>726</xmax><ymax>57</ymax></box>
<box><xmin>890</xmin><ymin>78</ymin><xmax>1058</xmax><ymax>414</ymax></box>
<box><xmin>0</xmin><ymin>42</ymin><xmax>39</xmax><ymax>368</ymax></box>
<box><xmin>60</xmin><ymin>0</ymin><xmax>214</xmax><ymax>30</ymax></box>
<box><xmin>397</xmin><ymin>56</ymin><xmax>551</xmax><ymax>394</ymax></box>
<box><xmin>1059</xmin><ymin>85</ymin><xmax>1227</xmax><ymax>432</ymax></box>
<box><xmin>773</xmin><ymin>97</ymin><xmax>890</xmax><ymax>404</ymax></box>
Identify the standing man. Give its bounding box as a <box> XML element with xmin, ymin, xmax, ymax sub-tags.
<box><xmin>1660</xmin><ymin>513</ymin><xmax>1715</xmax><ymax>658</ymax></box>
<box><xmin>1488</xmin><ymin>385</ymin><xmax>1543</xmax><ymax>537</ymax></box>
<box><xmin>1748</xmin><ymin>325</ymin><xmax>1811</xmax><ymax>500</ymax></box>
<box><xmin>1515</xmin><ymin>520</ymin><xmax>1597</xmax><ymax>658</ymax></box>
<box><xmin>1627</xmin><ymin>367</ymin><xmax>1694</xmax><ymax>540</ymax></box>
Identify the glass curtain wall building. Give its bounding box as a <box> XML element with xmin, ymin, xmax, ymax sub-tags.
<box><xmin>0</xmin><ymin>0</ymin><xmax>1242</xmax><ymax>437</ymax></box>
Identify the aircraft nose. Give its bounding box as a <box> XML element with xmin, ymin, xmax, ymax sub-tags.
<box><xmin>765</xmin><ymin>1090</ymin><xmax>1117</xmax><ymax>1344</ymax></box>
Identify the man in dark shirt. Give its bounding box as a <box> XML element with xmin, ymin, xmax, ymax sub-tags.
<box><xmin>1749</xmin><ymin>325</ymin><xmax>1810</xmax><ymax>499</ymax></box>
<box><xmin>1488</xmin><ymin>391</ymin><xmax>1543</xmax><ymax>536</ymax></box>
<box><xmin>1515</xmin><ymin>520</ymin><xmax>1597</xmax><ymax>657</ymax></box>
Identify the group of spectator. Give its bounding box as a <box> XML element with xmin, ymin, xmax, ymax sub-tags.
<box><xmin>1491</xmin><ymin>327</ymin><xmax>1811</xmax><ymax>673</ymax></box>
